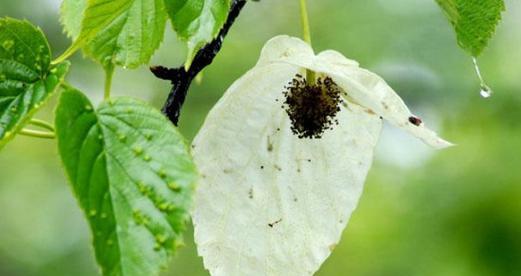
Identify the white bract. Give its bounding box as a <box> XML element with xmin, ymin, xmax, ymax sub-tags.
<box><xmin>192</xmin><ymin>35</ymin><xmax>451</xmax><ymax>276</ymax></box>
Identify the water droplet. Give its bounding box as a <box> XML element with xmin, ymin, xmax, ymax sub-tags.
<box><xmin>174</xmin><ymin>239</ymin><xmax>185</xmax><ymax>249</ymax></box>
<box><xmin>100</xmin><ymin>213</ymin><xmax>107</xmax><ymax>219</ymax></box>
<box><xmin>472</xmin><ymin>57</ymin><xmax>493</xmax><ymax>98</ymax></box>
<box><xmin>155</xmin><ymin>234</ymin><xmax>167</xmax><ymax>244</ymax></box>
<box><xmin>480</xmin><ymin>85</ymin><xmax>493</xmax><ymax>98</ymax></box>
<box><xmin>17</xmin><ymin>54</ymin><xmax>24</xmax><ymax>61</ymax></box>
<box><xmin>34</xmin><ymin>63</ymin><xmax>42</xmax><ymax>71</ymax></box>
<box><xmin>85</xmin><ymin>105</ymin><xmax>93</xmax><ymax>111</ymax></box>
<box><xmin>158</xmin><ymin>169</ymin><xmax>167</xmax><ymax>179</ymax></box>
<box><xmin>107</xmin><ymin>239</ymin><xmax>114</xmax><ymax>246</ymax></box>
<box><xmin>168</xmin><ymin>182</ymin><xmax>181</xmax><ymax>192</ymax></box>
<box><xmin>133</xmin><ymin>209</ymin><xmax>150</xmax><ymax>226</ymax></box>
<box><xmin>158</xmin><ymin>202</ymin><xmax>170</xmax><ymax>212</ymax></box>
<box><xmin>0</xmin><ymin>74</ymin><xmax>6</xmax><ymax>81</ymax></box>
<box><xmin>2</xmin><ymin>40</ymin><xmax>14</xmax><ymax>50</ymax></box>
<box><xmin>153</xmin><ymin>243</ymin><xmax>161</xmax><ymax>251</ymax></box>
<box><xmin>89</xmin><ymin>210</ymin><xmax>97</xmax><ymax>217</ymax></box>
<box><xmin>132</xmin><ymin>146</ymin><xmax>143</xmax><ymax>156</ymax></box>
<box><xmin>118</xmin><ymin>134</ymin><xmax>126</xmax><ymax>142</ymax></box>
<box><xmin>143</xmin><ymin>155</ymin><xmax>151</xmax><ymax>162</ymax></box>
<box><xmin>144</xmin><ymin>133</ymin><xmax>153</xmax><ymax>141</ymax></box>
<box><xmin>98</xmin><ymin>134</ymin><xmax>103</xmax><ymax>140</ymax></box>
<box><xmin>137</xmin><ymin>181</ymin><xmax>153</xmax><ymax>196</ymax></box>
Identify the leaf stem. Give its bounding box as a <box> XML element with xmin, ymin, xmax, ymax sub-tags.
<box><xmin>299</xmin><ymin>0</ymin><xmax>316</xmax><ymax>84</ymax></box>
<box><xmin>299</xmin><ymin>0</ymin><xmax>312</xmax><ymax>45</ymax></box>
<box><xmin>19</xmin><ymin>128</ymin><xmax>55</xmax><ymax>139</ymax></box>
<box><xmin>61</xmin><ymin>82</ymin><xmax>75</xmax><ymax>91</ymax></box>
<box><xmin>52</xmin><ymin>43</ymin><xmax>80</xmax><ymax>65</ymax></box>
<box><xmin>104</xmin><ymin>64</ymin><xmax>115</xmax><ymax>100</ymax></box>
<box><xmin>29</xmin><ymin>119</ymin><xmax>55</xmax><ymax>132</ymax></box>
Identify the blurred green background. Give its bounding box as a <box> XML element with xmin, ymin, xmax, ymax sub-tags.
<box><xmin>1</xmin><ymin>0</ymin><xmax>521</xmax><ymax>275</ymax></box>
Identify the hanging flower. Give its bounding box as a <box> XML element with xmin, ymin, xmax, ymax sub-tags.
<box><xmin>191</xmin><ymin>35</ymin><xmax>452</xmax><ymax>276</ymax></box>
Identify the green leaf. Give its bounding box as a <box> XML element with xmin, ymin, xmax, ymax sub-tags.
<box><xmin>436</xmin><ymin>0</ymin><xmax>505</xmax><ymax>57</ymax></box>
<box><xmin>58</xmin><ymin>0</ymin><xmax>168</xmax><ymax>69</ymax></box>
<box><xmin>60</xmin><ymin>0</ymin><xmax>87</xmax><ymax>39</ymax></box>
<box><xmin>164</xmin><ymin>0</ymin><xmax>231</xmax><ymax>67</ymax></box>
<box><xmin>0</xmin><ymin>17</ymin><xmax>70</xmax><ymax>149</ymax></box>
<box><xmin>55</xmin><ymin>88</ymin><xmax>198</xmax><ymax>276</ymax></box>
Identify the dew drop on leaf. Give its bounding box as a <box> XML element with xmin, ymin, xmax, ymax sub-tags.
<box><xmin>118</xmin><ymin>134</ymin><xmax>126</xmax><ymax>142</ymax></box>
<box><xmin>168</xmin><ymin>182</ymin><xmax>180</xmax><ymax>192</ymax></box>
<box><xmin>132</xmin><ymin>145</ymin><xmax>143</xmax><ymax>155</ymax></box>
<box><xmin>2</xmin><ymin>40</ymin><xmax>14</xmax><ymax>50</ymax></box>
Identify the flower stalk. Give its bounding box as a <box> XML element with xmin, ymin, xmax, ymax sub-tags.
<box><xmin>299</xmin><ymin>0</ymin><xmax>316</xmax><ymax>84</ymax></box>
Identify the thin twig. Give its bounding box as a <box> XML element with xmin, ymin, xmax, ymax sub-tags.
<box><xmin>151</xmin><ymin>0</ymin><xmax>250</xmax><ymax>125</ymax></box>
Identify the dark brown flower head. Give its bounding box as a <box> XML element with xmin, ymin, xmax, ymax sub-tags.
<box><xmin>282</xmin><ymin>74</ymin><xmax>343</xmax><ymax>139</ymax></box>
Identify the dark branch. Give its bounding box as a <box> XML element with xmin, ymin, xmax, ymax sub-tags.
<box><xmin>151</xmin><ymin>0</ymin><xmax>250</xmax><ymax>125</ymax></box>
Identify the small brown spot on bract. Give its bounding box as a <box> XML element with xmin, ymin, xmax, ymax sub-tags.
<box><xmin>267</xmin><ymin>136</ymin><xmax>273</xmax><ymax>152</ymax></box>
<box><xmin>329</xmin><ymin>243</ymin><xmax>337</xmax><ymax>252</ymax></box>
<box><xmin>268</xmin><ymin>218</ymin><xmax>283</xmax><ymax>228</ymax></box>
<box><xmin>408</xmin><ymin>116</ymin><xmax>423</xmax><ymax>126</ymax></box>
<box><xmin>248</xmin><ymin>188</ymin><xmax>253</xmax><ymax>199</ymax></box>
<box><xmin>274</xmin><ymin>165</ymin><xmax>282</xmax><ymax>171</ymax></box>
<box><xmin>282</xmin><ymin>74</ymin><xmax>343</xmax><ymax>139</ymax></box>
<box><xmin>223</xmin><ymin>168</ymin><xmax>232</xmax><ymax>174</ymax></box>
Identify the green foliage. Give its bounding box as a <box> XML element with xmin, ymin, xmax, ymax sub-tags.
<box><xmin>0</xmin><ymin>1</ymin><xmax>515</xmax><ymax>275</ymax></box>
<box><xmin>55</xmin><ymin>88</ymin><xmax>198</xmax><ymax>276</ymax></box>
<box><xmin>60</xmin><ymin>0</ymin><xmax>87</xmax><ymax>39</ymax></box>
<box><xmin>163</xmin><ymin>0</ymin><xmax>231</xmax><ymax>67</ymax></box>
<box><xmin>0</xmin><ymin>18</ymin><xmax>69</xmax><ymax>149</ymax></box>
<box><xmin>436</xmin><ymin>0</ymin><xmax>505</xmax><ymax>56</ymax></box>
<box><xmin>59</xmin><ymin>0</ymin><xmax>168</xmax><ymax>69</ymax></box>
